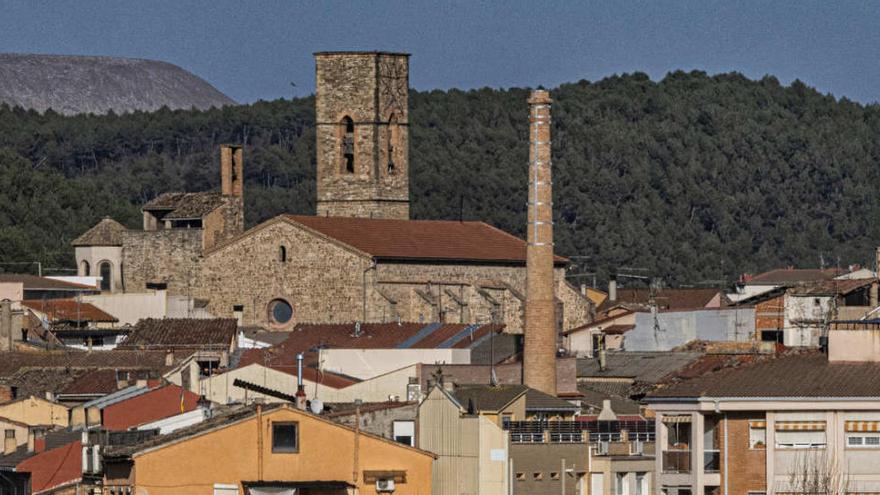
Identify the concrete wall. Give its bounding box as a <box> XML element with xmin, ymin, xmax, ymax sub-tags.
<box><xmin>783</xmin><ymin>294</ymin><xmax>833</xmax><ymax>347</ymax></box>
<box><xmin>624</xmin><ymin>308</ymin><xmax>756</xmax><ymax>351</ymax></box>
<box><xmin>83</xmin><ymin>291</ymin><xmax>167</xmax><ymax>325</ymax></box>
<box><xmin>320</xmin><ymin>348</ymin><xmax>470</xmax><ymax>380</ymax></box>
<box><xmin>509</xmin><ymin>442</ymin><xmax>588</xmax><ymax>495</ymax></box>
<box><xmin>829</xmin><ymin>329</ymin><xmax>880</xmax><ymax>362</ymax></box>
<box><xmin>328</xmin><ymin>403</ymin><xmax>418</xmax><ymax>443</ymax></box>
<box><xmin>122</xmin><ymin>405</ymin><xmax>434</xmax><ymax>495</ymax></box>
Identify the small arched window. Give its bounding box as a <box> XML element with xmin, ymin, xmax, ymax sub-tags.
<box><xmin>341</xmin><ymin>116</ymin><xmax>355</xmax><ymax>173</ymax></box>
<box><xmin>279</xmin><ymin>246</ymin><xmax>287</xmax><ymax>262</ymax></box>
<box><xmin>81</xmin><ymin>260</ymin><xmax>90</xmax><ymax>277</ymax></box>
<box><xmin>99</xmin><ymin>262</ymin><xmax>112</xmax><ymax>291</ymax></box>
<box><xmin>387</xmin><ymin>113</ymin><xmax>397</xmax><ymax>174</ymax></box>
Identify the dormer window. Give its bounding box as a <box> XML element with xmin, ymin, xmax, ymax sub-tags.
<box><xmin>341</xmin><ymin>116</ymin><xmax>355</xmax><ymax>173</ymax></box>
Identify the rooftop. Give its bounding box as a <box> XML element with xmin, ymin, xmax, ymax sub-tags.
<box><xmin>786</xmin><ymin>278</ymin><xmax>875</xmax><ymax>296</ymax></box>
<box><xmin>449</xmin><ymin>384</ymin><xmax>527</xmax><ymax>413</ymax></box>
<box><xmin>143</xmin><ymin>191</ymin><xmax>226</xmax><ymax>220</ymax></box>
<box><xmin>22</xmin><ymin>299</ymin><xmax>117</xmax><ymax>323</ymax></box>
<box><xmin>603</xmin><ymin>288</ymin><xmax>724</xmax><ymax>312</ymax></box>
<box><xmin>280</xmin><ymin>215</ymin><xmax>567</xmax><ymax>265</ymax></box>
<box><xmin>117</xmin><ymin>318</ymin><xmax>237</xmax><ymax>350</ymax></box>
<box><xmin>745</xmin><ymin>268</ymin><xmax>843</xmax><ymax>285</ymax></box>
<box><xmin>648</xmin><ymin>351</ymin><xmax>880</xmax><ymax>399</ymax></box>
<box><xmin>0</xmin><ymin>274</ymin><xmax>96</xmax><ymax>292</ymax></box>
<box><xmin>577</xmin><ymin>352</ymin><xmax>705</xmax><ymax>383</ymax></box>
<box><xmin>71</xmin><ymin>217</ymin><xmax>126</xmax><ymax>247</ymax></box>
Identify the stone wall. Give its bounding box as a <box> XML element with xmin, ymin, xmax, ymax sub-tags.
<box><xmin>198</xmin><ymin>218</ymin><xmax>372</xmax><ymax>328</ymax></box>
<box><xmin>122</xmin><ymin>229</ymin><xmax>203</xmax><ymax>294</ymax></box>
<box><xmin>315</xmin><ymin>52</ymin><xmax>409</xmax><ymax>219</ymax></box>
<box><xmin>202</xmin><ymin>197</ymin><xmax>243</xmax><ymax>250</ymax></box>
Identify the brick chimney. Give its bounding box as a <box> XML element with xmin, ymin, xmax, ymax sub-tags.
<box><xmin>220</xmin><ymin>144</ymin><xmax>244</xmax><ymax>198</ymax></box>
<box><xmin>523</xmin><ymin>90</ymin><xmax>557</xmax><ymax>395</ymax></box>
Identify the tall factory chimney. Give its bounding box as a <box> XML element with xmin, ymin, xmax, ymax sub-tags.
<box><xmin>523</xmin><ymin>90</ymin><xmax>557</xmax><ymax>395</ymax></box>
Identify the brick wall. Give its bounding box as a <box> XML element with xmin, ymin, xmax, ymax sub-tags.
<box><xmin>721</xmin><ymin>413</ymin><xmax>766</xmax><ymax>495</ymax></box>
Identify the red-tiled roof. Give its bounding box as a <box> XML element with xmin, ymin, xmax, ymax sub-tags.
<box><xmin>22</xmin><ymin>299</ymin><xmax>117</xmax><ymax>323</ymax></box>
<box><xmin>101</xmin><ymin>384</ymin><xmax>200</xmax><ymax>430</ymax></box>
<box><xmin>746</xmin><ymin>268</ymin><xmax>842</xmax><ymax>285</ymax></box>
<box><xmin>0</xmin><ymin>275</ymin><xmax>96</xmax><ymax>291</ymax></box>
<box><xmin>56</xmin><ymin>369</ymin><xmax>121</xmax><ymax>396</ymax></box>
<box><xmin>118</xmin><ymin>318</ymin><xmax>237</xmax><ymax>350</ymax></box>
<box><xmin>71</xmin><ymin>217</ymin><xmax>126</xmax><ymax>247</ymax></box>
<box><xmin>236</xmin><ymin>349</ymin><xmax>360</xmax><ymax>389</ymax></box>
<box><xmin>603</xmin><ymin>288</ymin><xmax>723</xmax><ymax>311</ymax></box>
<box><xmin>282</xmin><ymin>215</ymin><xmax>567</xmax><ymax>265</ymax></box>
<box><xmin>17</xmin><ymin>440</ymin><xmax>82</xmax><ymax>494</ymax></box>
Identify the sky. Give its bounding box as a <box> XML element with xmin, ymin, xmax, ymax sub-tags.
<box><xmin>3</xmin><ymin>1</ymin><xmax>880</xmax><ymax>104</ymax></box>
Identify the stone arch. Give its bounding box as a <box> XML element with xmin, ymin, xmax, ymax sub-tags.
<box><xmin>339</xmin><ymin>115</ymin><xmax>355</xmax><ymax>174</ymax></box>
<box><xmin>80</xmin><ymin>260</ymin><xmax>90</xmax><ymax>277</ymax></box>
<box><xmin>98</xmin><ymin>260</ymin><xmax>113</xmax><ymax>292</ymax></box>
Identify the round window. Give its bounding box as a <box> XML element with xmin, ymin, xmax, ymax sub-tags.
<box><xmin>268</xmin><ymin>299</ymin><xmax>293</xmax><ymax>326</ymax></box>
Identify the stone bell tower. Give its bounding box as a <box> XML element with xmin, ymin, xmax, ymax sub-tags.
<box><xmin>314</xmin><ymin>51</ymin><xmax>410</xmax><ymax>219</ymax></box>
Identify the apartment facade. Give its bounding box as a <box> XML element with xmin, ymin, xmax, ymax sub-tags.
<box><xmin>647</xmin><ymin>324</ymin><xmax>880</xmax><ymax>495</ymax></box>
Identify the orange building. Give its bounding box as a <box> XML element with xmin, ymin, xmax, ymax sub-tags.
<box><xmin>101</xmin><ymin>403</ymin><xmax>434</xmax><ymax>495</ymax></box>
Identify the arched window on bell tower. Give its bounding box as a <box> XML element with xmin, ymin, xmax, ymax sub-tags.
<box><xmin>341</xmin><ymin>116</ymin><xmax>355</xmax><ymax>174</ymax></box>
<box><xmin>387</xmin><ymin>113</ymin><xmax>398</xmax><ymax>175</ymax></box>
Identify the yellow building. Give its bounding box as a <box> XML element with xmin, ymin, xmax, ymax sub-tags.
<box><xmin>0</xmin><ymin>396</ymin><xmax>69</xmax><ymax>428</ymax></box>
<box><xmin>100</xmin><ymin>403</ymin><xmax>434</xmax><ymax>495</ymax></box>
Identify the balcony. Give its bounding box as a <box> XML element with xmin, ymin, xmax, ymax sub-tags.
<box><xmin>704</xmin><ymin>450</ymin><xmax>720</xmax><ymax>473</ymax></box>
<box><xmin>662</xmin><ymin>449</ymin><xmax>691</xmax><ymax>473</ymax></box>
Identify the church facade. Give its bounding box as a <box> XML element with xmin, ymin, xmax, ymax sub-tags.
<box><xmin>73</xmin><ymin>51</ymin><xmax>591</xmax><ymax>334</ymax></box>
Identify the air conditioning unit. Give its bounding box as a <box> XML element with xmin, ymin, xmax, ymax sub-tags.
<box><xmin>376</xmin><ymin>479</ymin><xmax>396</xmax><ymax>492</ymax></box>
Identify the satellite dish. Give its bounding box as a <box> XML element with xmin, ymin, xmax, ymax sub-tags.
<box><xmin>310</xmin><ymin>399</ymin><xmax>323</xmax><ymax>415</ymax></box>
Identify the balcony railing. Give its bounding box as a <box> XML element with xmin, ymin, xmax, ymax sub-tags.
<box><xmin>662</xmin><ymin>450</ymin><xmax>691</xmax><ymax>473</ymax></box>
<box><xmin>704</xmin><ymin>449</ymin><xmax>720</xmax><ymax>473</ymax></box>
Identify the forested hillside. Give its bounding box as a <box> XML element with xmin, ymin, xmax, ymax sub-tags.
<box><xmin>1</xmin><ymin>70</ymin><xmax>879</xmax><ymax>286</ymax></box>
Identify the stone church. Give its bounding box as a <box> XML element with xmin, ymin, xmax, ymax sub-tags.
<box><xmin>73</xmin><ymin>51</ymin><xmax>591</xmax><ymax>333</ymax></box>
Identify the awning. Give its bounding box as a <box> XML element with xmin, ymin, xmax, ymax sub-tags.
<box><xmin>661</xmin><ymin>415</ymin><xmax>692</xmax><ymax>424</ymax></box>
<box><xmin>748</xmin><ymin>420</ymin><xmax>766</xmax><ymax>429</ymax></box>
<box><xmin>775</xmin><ymin>421</ymin><xmax>825</xmax><ymax>431</ymax></box>
<box><xmin>846</xmin><ymin>421</ymin><xmax>880</xmax><ymax>432</ymax></box>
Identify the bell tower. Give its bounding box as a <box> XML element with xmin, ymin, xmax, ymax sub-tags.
<box><xmin>314</xmin><ymin>51</ymin><xmax>410</xmax><ymax>219</ymax></box>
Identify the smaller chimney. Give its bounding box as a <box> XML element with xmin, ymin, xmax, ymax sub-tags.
<box><xmin>580</xmin><ymin>284</ymin><xmax>587</xmax><ymax>297</ymax></box>
<box><xmin>608</xmin><ymin>274</ymin><xmax>617</xmax><ymax>303</ymax></box>
<box><xmin>164</xmin><ymin>351</ymin><xmax>174</xmax><ymax>367</ymax></box>
<box><xmin>597</xmin><ymin>399</ymin><xmax>617</xmax><ymax>421</ymax></box>
<box><xmin>220</xmin><ymin>144</ymin><xmax>244</xmax><ymax>198</ymax></box>
<box><xmin>871</xmin><ymin>282</ymin><xmax>879</xmax><ymax>308</ymax></box>
<box><xmin>295</xmin><ymin>353</ymin><xmax>307</xmax><ymax>410</ymax></box>
<box><xmin>233</xmin><ymin>305</ymin><xmax>244</xmax><ymax>327</ymax></box>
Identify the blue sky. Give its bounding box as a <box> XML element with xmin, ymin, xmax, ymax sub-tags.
<box><xmin>4</xmin><ymin>1</ymin><xmax>879</xmax><ymax>103</ymax></box>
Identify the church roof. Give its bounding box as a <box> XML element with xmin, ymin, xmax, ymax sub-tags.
<box><xmin>283</xmin><ymin>215</ymin><xmax>567</xmax><ymax>265</ymax></box>
<box><xmin>71</xmin><ymin>217</ymin><xmax>126</xmax><ymax>246</ymax></box>
<box><xmin>143</xmin><ymin>191</ymin><xmax>226</xmax><ymax>220</ymax></box>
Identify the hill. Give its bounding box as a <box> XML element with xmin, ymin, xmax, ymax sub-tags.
<box><xmin>0</xmin><ymin>53</ymin><xmax>235</xmax><ymax>115</ymax></box>
<box><xmin>0</xmin><ymin>70</ymin><xmax>878</xmax><ymax>286</ymax></box>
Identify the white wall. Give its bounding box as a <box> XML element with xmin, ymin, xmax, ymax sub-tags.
<box><xmin>320</xmin><ymin>348</ymin><xmax>470</xmax><ymax>380</ymax></box>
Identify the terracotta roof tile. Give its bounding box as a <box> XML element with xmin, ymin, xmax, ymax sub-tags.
<box><xmin>746</xmin><ymin>268</ymin><xmax>842</xmax><ymax>285</ymax></box>
<box><xmin>648</xmin><ymin>351</ymin><xmax>880</xmax><ymax>399</ymax></box>
<box><xmin>0</xmin><ymin>350</ymin><xmax>181</xmax><ymax>378</ymax></box>
<box><xmin>787</xmin><ymin>278</ymin><xmax>874</xmax><ymax>296</ymax></box>
<box><xmin>101</xmin><ymin>384</ymin><xmax>201</xmax><ymax>430</ymax></box>
<box><xmin>0</xmin><ymin>275</ymin><xmax>95</xmax><ymax>291</ymax></box>
<box><xmin>71</xmin><ymin>217</ymin><xmax>126</xmax><ymax>246</ymax></box>
<box><xmin>118</xmin><ymin>318</ymin><xmax>237</xmax><ymax>350</ymax></box>
<box><xmin>56</xmin><ymin>369</ymin><xmax>122</xmax><ymax>396</ymax></box>
<box><xmin>22</xmin><ymin>299</ymin><xmax>117</xmax><ymax>323</ymax></box>
<box><xmin>16</xmin><ymin>440</ymin><xmax>82</xmax><ymax>493</ymax></box>
<box><xmin>607</xmin><ymin>288</ymin><xmax>724</xmax><ymax>311</ymax></box>
<box><xmin>283</xmin><ymin>215</ymin><xmax>567</xmax><ymax>265</ymax></box>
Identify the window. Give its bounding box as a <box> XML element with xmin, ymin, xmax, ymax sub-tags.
<box><xmin>268</xmin><ymin>299</ymin><xmax>293</xmax><ymax>326</ymax></box>
<box><xmin>387</xmin><ymin>113</ymin><xmax>397</xmax><ymax>174</ymax></box>
<box><xmin>616</xmin><ymin>473</ymin><xmax>627</xmax><ymax>495</ymax></box>
<box><xmin>533</xmin><ymin>472</ymin><xmax>543</xmax><ymax>481</ymax></box>
<box><xmin>99</xmin><ymin>262</ymin><xmax>112</xmax><ymax>291</ymax></box>
<box><xmin>847</xmin><ymin>433</ymin><xmax>880</xmax><ymax>448</ymax></box>
<box><xmin>271</xmin><ymin>422</ymin><xmax>298</xmax><ymax>453</ymax></box>
<box><xmin>393</xmin><ymin>420</ymin><xmax>415</xmax><ymax>447</ymax></box>
<box><xmin>279</xmin><ymin>246</ymin><xmax>287</xmax><ymax>262</ymax></box>
<box><xmin>516</xmin><ymin>472</ymin><xmax>525</xmax><ymax>481</ymax></box>
<box><xmin>550</xmin><ymin>472</ymin><xmax>560</xmax><ymax>480</ymax></box>
<box><xmin>4</xmin><ymin>429</ymin><xmax>14</xmax><ymax>439</ymax></box>
<box><xmin>81</xmin><ymin>260</ymin><xmax>90</xmax><ymax>276</ymax></box>
<box><xmin>341</xmin><ymin>116</ymin><xmax>355</xmax><ymax>173</ymax></box>
<box><xmin>749</xmin><ymin>422</ymin><xmax>766</xmax><ymax>449</ymax></box>
<box><xmin>775</xmin><ymin>430</ymin><xmax>826</xmax><ymax>449</ymax></box>
<box><xmin>635</xmin><ymin>473</ymin><xmax>647</xmax><ymax>495</ymax></box>
<box><xmin>502</xmin><ymin>413</ymin><xmax>512</xmax><ymax>430</ymax></box>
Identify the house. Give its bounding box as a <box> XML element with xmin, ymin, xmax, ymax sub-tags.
<box><xmin>19</xmin><ymin>299</ymin><xmax>128</xmax><ymax>351</ymax></box>
<box><xmin>645</xmin><ymin>323</ymin><xmax>880</xmax><ymax>495</ymax></box>
<box><xmin>0</xmin><ymin>275</ymin><xmax>98</xmax><ymax>302</ymax></box>
<box><xmin>582</xmin><ymin>402</ymin><xmax>655</xmax><ymax>495</ymax></box>
<box><xmin>98</xmin><ymin>402</ymin><xmax>434</xmax><ymax>495</ymax></box>
<box><xmin>70</xmin><ymin>383</ymin><xmax>201</xmax><ymax>430</ymax></box>
<box><xmin>0</xmin><ymin>429</ymin><xmax>84</xmax><ymax>495</ymax></box>
<box><xmin>117</xmin><ymin>318</ymin><xmax>238</xmax><ymax>374</ymax></box>
<box><xmin>0</xmin><ymin>396</ymin><xmax>69</xmax><ymax>428</ymax></box>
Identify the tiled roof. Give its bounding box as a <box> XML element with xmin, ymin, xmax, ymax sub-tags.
<box><xmin>71</xmin><ymin>217</ymin><xmax>126</xmax><ymax>246</ymax></box>
<box><xmin>22</xmin><ymin>299</ymin><xmax>118</xmax><ymax>323</ymax></box>
<box><xmin>0</xmin><ymin>429</ymin><xmax>82</xmax><ymax>468</ymax></box>
<box><xmin>56</xmin><ymin>369</ymin><xmax>122</xmax><ymax>396</ymax></box>
<box><xmin>524</xmin><ymin>389</ymin><xmax>580</xmax><ymax>412</ymax></box>
<box><xmin>0</xmin><ymin>275</ymin><xmax>95</xmax><ymax>291</ymax></box>
<box><xmin>605</xmin><ymin>288</ymin><xmax>723</xmax><ymax>311</ymax></box>
<box><xmin>282</xmin><ymin>215</ymin><xmax>567</xmax><ymax>265</ymax></box>
<box><xmin>3</xmin><ymin>367</ymin><xmax>96</xmax><ymax>398</ymax></box>
<box><xmin>648</xmin><ymin>352</ymin><xmax>880</xmax><ymax>399</ymax></box>
<box><xmin>577</xmin><ymin>384</ymin><xmax>642</xmax><ymax>415</ymax></box>
<box><xmin>786</xmin><ymin>278</ymin><xmax>874</xmax><ymax>296</ymax></box>
<box><xmin>746</xmin><ymin>268</ymin><xmax>841</xmax><ymax>285</ymax></box>
<box><xmin>449</xmin><ymin>384</ymin><xmax>528</xmax><ymax>412</ymax></box>
<box><xmin>143</xmin><ymin>191</ymin><xmax>226</xmax><ymax>219</ymax></box>
<box><xmin>118</xmin><ymin>318</ymin><xmax>237</xmax><ymax>350</ymax></box>
<box><xmin>235</xmin><ymin>352</ymin><xmax>360</xmax><ymax>390</ymax></box>
<box><xmin>0</xmin><ymin>350</ymin><xmax>181</xmax><ymax>378</ymax></box>
<box><xmin>577</xmin><ymin>352</ymin><xmax>704</xmax><ymax>383</ymax></box>
<box><xmin>101</xmin><ymin>384</ymin><xmax>201</xmax><ymax>431</ymax></box>
<box><xmin>16</xmin><ymin>440</ymin><xmax>82</xmax><ymax>493</ymax></box>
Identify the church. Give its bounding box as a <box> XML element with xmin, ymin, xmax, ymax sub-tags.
<box><xmin>72</xmin><ymin>51</ymin><xmax>591</xmax><ymax>333</ymax></box>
